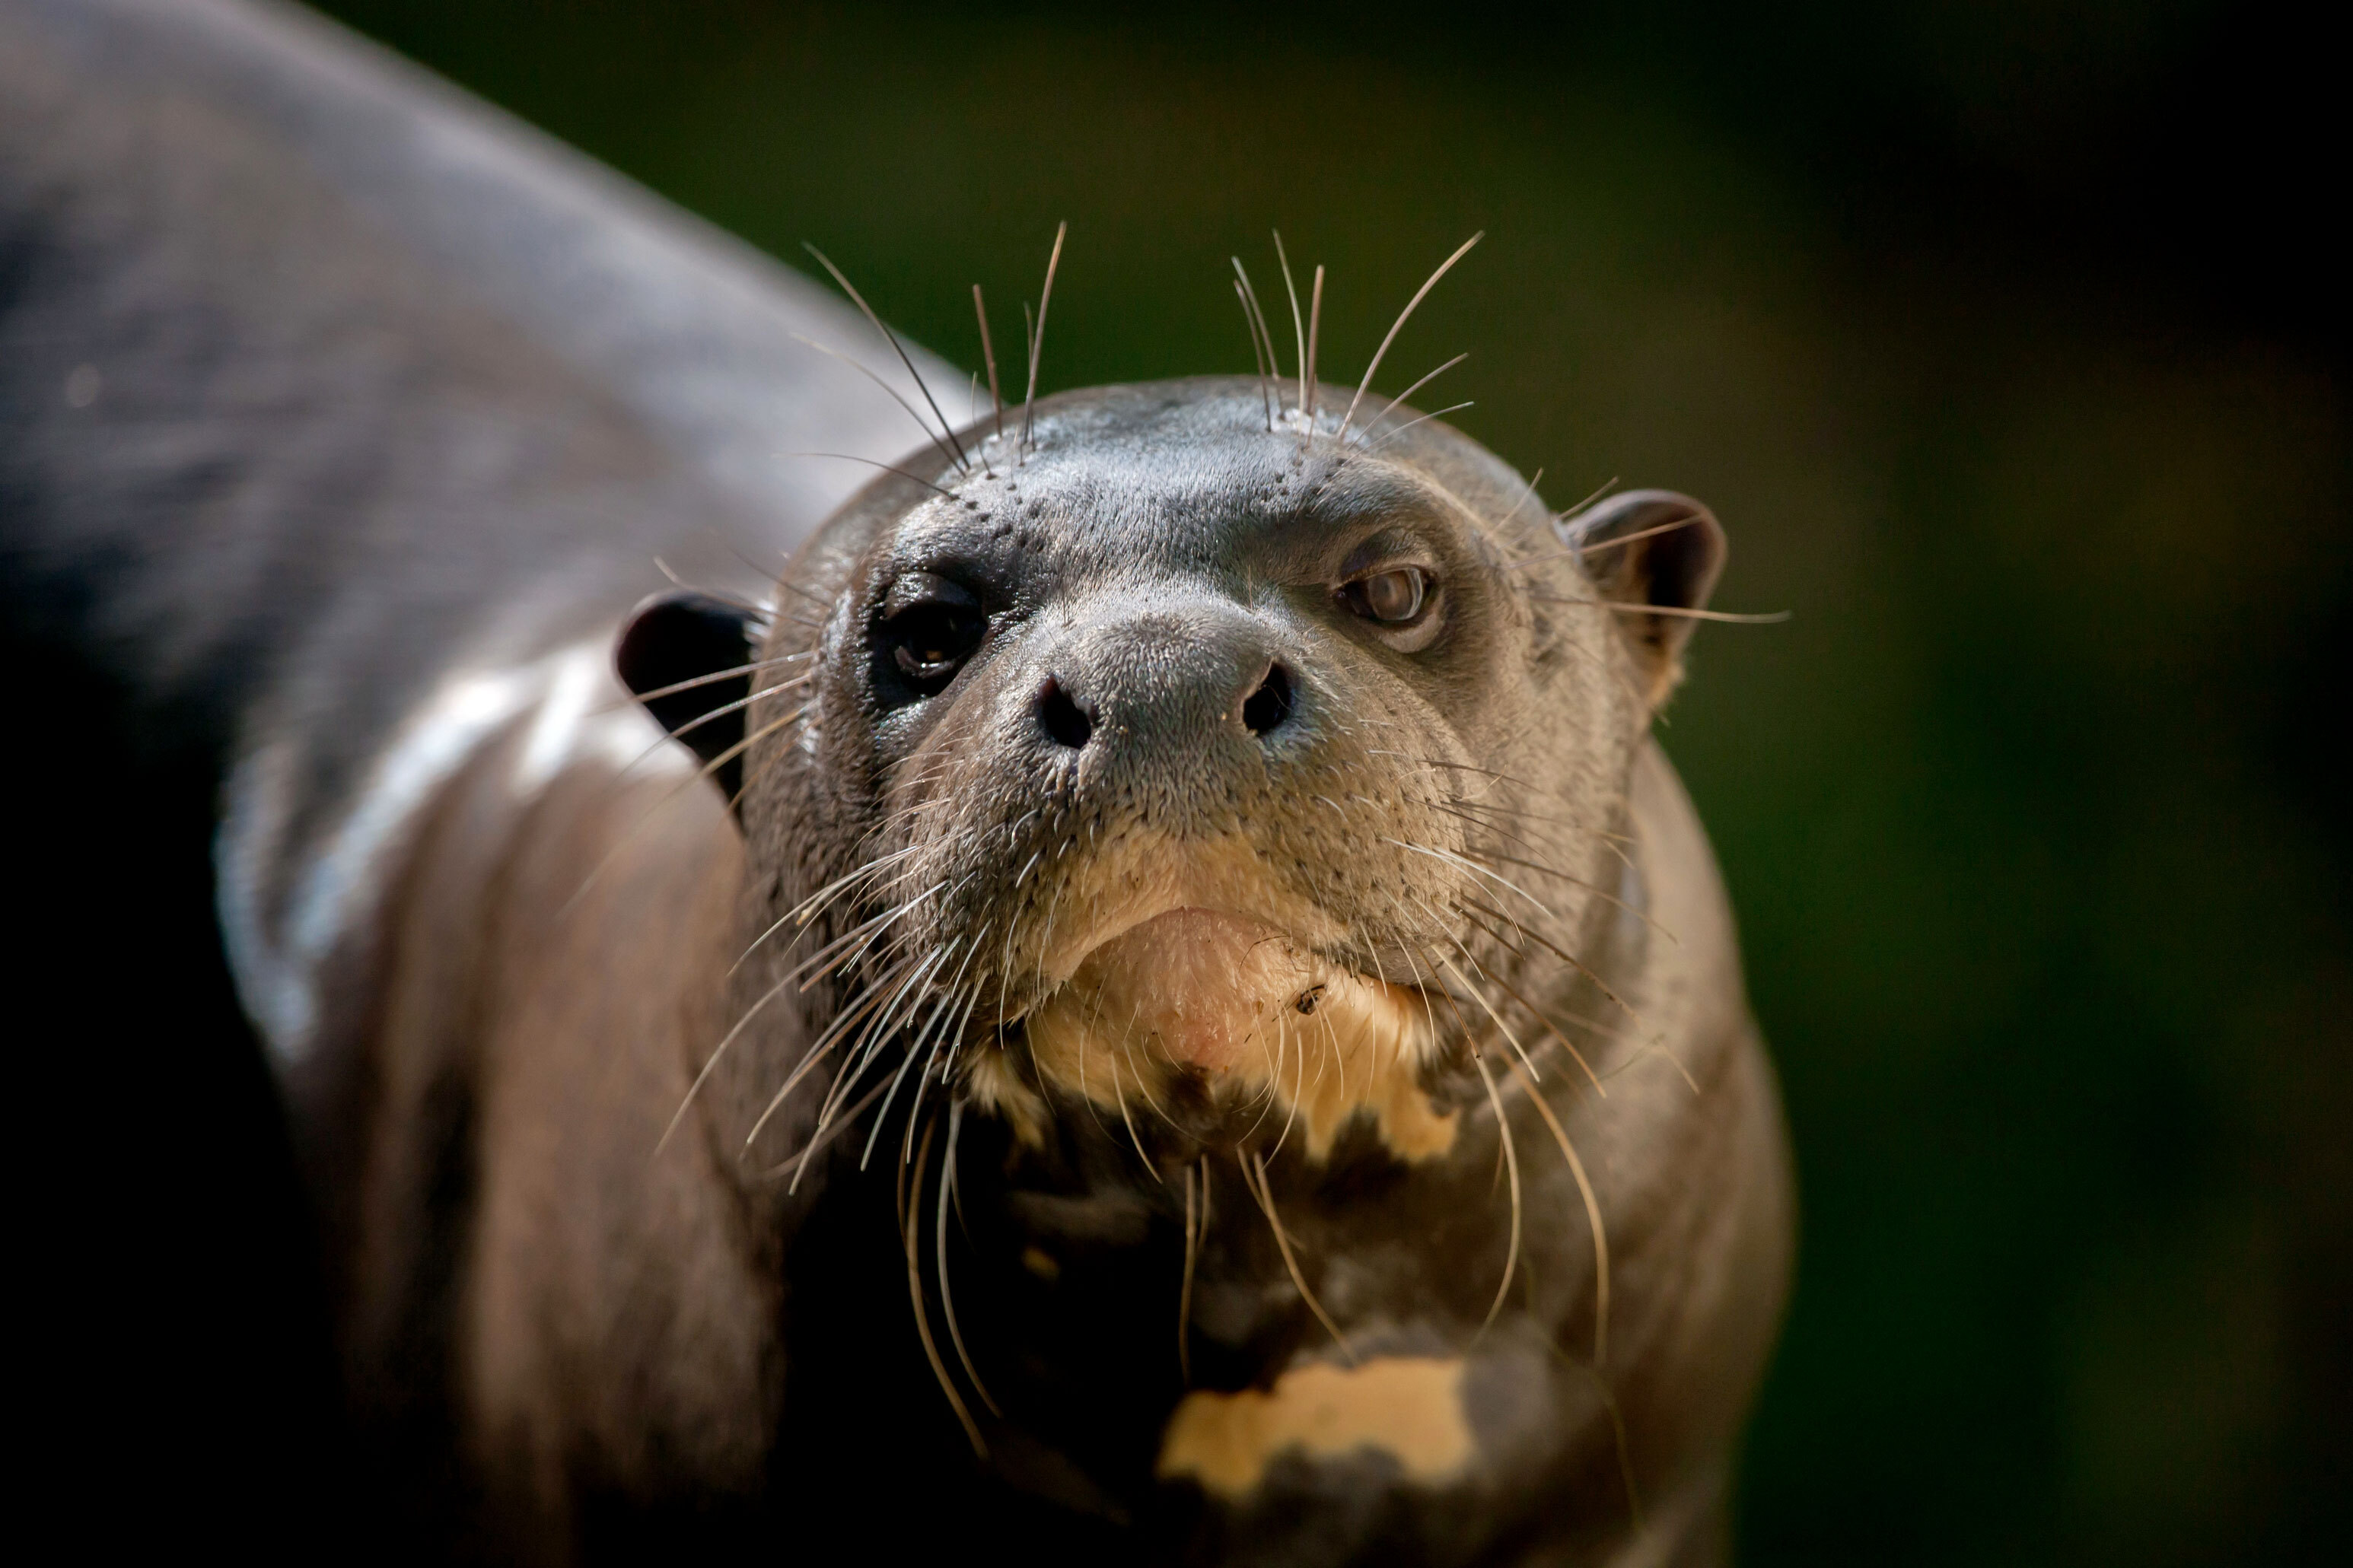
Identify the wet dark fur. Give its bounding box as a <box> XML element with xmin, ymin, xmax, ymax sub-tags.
<box><xmin>3</xmin><ymin>2</ymin><xmax>1790</xmax><ymax>1560</ymax></box>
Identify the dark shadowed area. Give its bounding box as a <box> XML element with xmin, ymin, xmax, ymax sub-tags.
<box><xmin>21</xmin><ymin>1</ymin><xmax>2342</xmax><ymax>1560</ymax></box>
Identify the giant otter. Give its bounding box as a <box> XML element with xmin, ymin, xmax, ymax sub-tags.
<box><xmin>2</xmin><ymin>0</ymin><xmax>1791</xmax><ymax>1560</ymax></box>
<box><xmin>595</xmin><ymin>377</ymin><xmax>1794</xmax><ymax>1566</ymax></box>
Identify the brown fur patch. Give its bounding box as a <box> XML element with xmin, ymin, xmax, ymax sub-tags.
<box><xmin>1027</xmin><ymin>964</ymin><xmax>1458</xmax><ymax>1163</ymax></box>
<box><xmin>1157</xmin><ymin>1356</ymin><xmax>1474</xmax><ymax>1496</ymax></box>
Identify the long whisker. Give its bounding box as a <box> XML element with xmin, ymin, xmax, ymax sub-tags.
<box><xmin>1236</xmin><ymin>1016</ymin><xmax>1288</xmax><ymax>1141</ymax></box>
<box><xmin>1602</xmin><ymin>1040</ymin><xmax>1702</xmax><ymax>1096</ymax></box>
<box><xmin>903</xmin><ymin>1113</ymin><xmax>987</xmax><ymax>1457</ymax></box>
<box><xmin>1507</xmin><ymin>511</ymin><xmax>1699</xmax><ymax>571</ymax></box>
<box><xmin>1435</xmin><ymin>794</ymin><xmax>1628</xmax><ymax>844</ymax></box>
<box><xmin>1234</xmin><ymin>263</ymin><xmax>1279</xmax><ymax>409</ymax></box>
<box><xmin>667</xmin><ymin>906</ymin><xmax>893</xmax><ymax>1154</ymax></box>
<box><xmin>1503</xmin><ymin>1054</ymin><xmax>1610</xmax><ymax>1366</ymax></box>
<box><xmin>622</xmin><ymin>653</ymin><xmax>810</xmax><ymax>708</ymax></box>
<box><xmin>721</xmin><ymin>721</ymin><xmax>808</xmax><ymax>816</ymax></box>
<box><xmin>858</xmin><ymin>949</ymin><xmax>960</xmax><ymax>1168</ymax></box>
<box><xmin>1385</xmin><ymin>837</ymin><xmax>1559</xmax><ymax>921</ymax></box>
<box><xmin>1233</xmin><ymin>258</ymin><xmax>1284</xmax><ymax>396</ymax></box>
<box><xmin>1528</xmin><ymin>595</ymin><xmax>1792</xmax><ymax>624</ymax></box>
<box><xmin>1067</xmin><ymin>980</ymin><xmax>1120</xmax><ymax>1147</ymax></box>
<box><xmin>973</xmin><ymin>284</ymin><xmax>1004</xmax><ymax>441</ymax></box>
<box><xmin>1303</xmin><ymin>263</ymin><xmax>1324</xmax><ymax>424</ymax></box>
<box><xmin>1471</xmin><ymin>1051</ymin><xmax>1523</xmax><ymax>1334</ymax></box>
<box><xmin>1021</xmin><ymin>221</ymin><xmax>1068</xmax><ymax>452</ymax></box>
<box><xmin>826</xmin><ymin>947</ymin><xmax>950</xmax><ymax>1142</ymax></box>
<box><xmin>1456</xmin><ymin>892</ymin><xmax>1650</xmax><ymax>1032</ymax></box>
<box><xmin>783</xmin><ymin>332</ymin><xmax>963</xmax><ymax>479</ymax></box>
<box><xmin>897</xmin><ymin>979</ymin><xmax>980</xmax><ymax>1173</ymax></box>
<box><xmin>736</xmin><ymin>846</ymin><xmax>925</xmax><ymax>971</ymax></box>
<box><xmin>938</xmin><ymin>1100</ymin><xmax>1003</xmax><ymax>1416</ymax></box>
<box><xmin>1547</xmin><ymin>476</ymin><xmax>1625</xmax><ymax>534</ymax></box>
<box><xmin>1434</xmin><ymin>946</ymin><xmax>1543</xmax><ymax>1085</ymax></box>
<box><xmin>1234</xmin><ymin>278</ymin><xmax>1274</xmax><ymax>431</ymax></box>
<box><xmin>899</xmin><ymin>945</ymin><xmax>986</xmax><ymax>1166</ymax></box>
<box><xmin>1390</xmin><ymin>929</ymin><xmax>1471</xmax><ymax>1050</ymax></box>
<box><xmin>781</xmin><ymin>449</ymin><xmax>955</xmax><ymax>500</ymax></box>
<box><xmin>1116</xmin><ymin>1009</ymin><xmax>1179</xmax><ymax>1132</ymax></box>
<box><xmin>1501</xmin><ymin>467</ymin><xmax>1546</xmax><ymax>532</ymax></box>
<box><xmin>651</xmin><ymin>557</ymin><xmax>772</xmax><ymax>619</ymax></box>
<box><xmin>743</xmin><ymin>953</ymin><xmax>924</xmax><ymax>1153</ymax></box>
<box><xmin>1267</xmin><ymin>1014</ymin><xmax>1307</xmax><ymax>1162</ymax></box>
<box><xmin>1423</xmin><ymin>798</ymin><xmax>1566</xmax><ymax>864</ymax></box>
<box><xmin>751</xmin><ymin>1075</ymin><xmax>890</xmax><ymax>1183</ymax></box>
<box><xmin>1339</xmin><ymin>232</ymin><xmax>1482</xmax><ymax>439</ymax></box>
<box><xmin>1363</xmin><ymin>351</ymin><xmax>1467</xmax><ymax>437</ymax></box>
<box><xmin>783</xmin><ymin>1051</ymin><xmax>884</xmax><ymax>1201</ymax></box>
<box><xmin>804</xmin><ymin>245</ymin><xmax>968</xmax><ymax>472</ymax></box>
<box><xmin>1453</xmin><ymin>842</ymin><xmax>1681</xmax><ymax>946</ymax></box>
<box><xmin>1319</xmin><ymin>1004</ymin><xmax>1347</xmax><ymax>1106</ymax></box>
<box><xmin>800</xmin><ymin>881</ymin><xmax>954</xmax><ymax>999</ymax></box>
<box><xmin>769</xmin><ymin>577</ymin><xmax>830</xmax><ymax>612</ymax></box>
<box><xmin>1450</xmin><ymin>916</ymin><xmax>1608</xmax><ymax>1096</ymax></box>
<box><xmin>1364</xmin><ymin>401</ymin><xmax>1474</xmax><ymax>452</ymax></box>
<box><xmin>1106</xmin><ymin>1021</ymin><xmax>1161</xmax><ymax>1177</ymax></box>
<box><xmin>652</xmin><ymin>893</ymin><xmax>873</xmax><ymax>1157</ymax></box>
<box><xmin>620</xmin><ymin>673</ymin><xmax>814</xmax><ymax>781</ymax></box>
<box><xmin>1365</xmin><ymin>751</ymin><xmax>1541</xmax><ymax>790</ymax></box>
<box><xmin>1243</xmin><ymin>1150</ymin><xmax>1354</xmax><ymax>1363</ymax></box>
<box><xmin>749</xmin><ymin>876</ymin><xmax>935</xmax><ymax>988</ymax></box>
<box><xmin>1273</xmin><ymin>231</ymin><xmax>1307</xmax><ymax>418</ymax></box>
<box><xmin>559</xmin><ymin>703</ymin><xmax>802</xmax><ymax>914</ymax></box>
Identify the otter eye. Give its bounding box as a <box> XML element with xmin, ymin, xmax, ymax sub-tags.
<box><xmin>1342</xmin><ymin>565</ymin><xmax>1431</xmax><ymax>625</ymax></box>
<box><xmin>878</xmin><ymin>574</ymin><xmax>985</xmax><ymax>697</ymax></box>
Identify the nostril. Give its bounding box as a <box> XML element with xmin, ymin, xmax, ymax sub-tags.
<box><xmin>1037</xmin><ymin>676</ymin><xmax>1094</xmax><ymax>749</ymax></box>
<box><xmin>1240</xmin><ymin>662</ymin><xmax>1295</xmax><ymax>738</ymax></box>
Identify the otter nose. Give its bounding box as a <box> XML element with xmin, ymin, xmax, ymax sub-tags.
<box><xmin>1035</xmin><ymin>675</ymin><xmax>1097</xmax><ymax>749</ymax></box>
<box><xmin>1030</xmin><ymin>605</ymin><xmax>1300</xmax><ymax>755</ymax></box>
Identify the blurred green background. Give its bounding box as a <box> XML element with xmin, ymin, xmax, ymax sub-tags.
<box><xmin>312</xmin><ymin>3</ymin><xmax>2349</xmax><ymax>1561</ymax></box>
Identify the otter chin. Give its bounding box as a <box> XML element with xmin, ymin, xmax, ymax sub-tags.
<box><xmin>1031</xmin><ymin>907</ymin><xmax>1425</xmax><ymax>1077</ymax></box>
<box><xmin>1020</xmin><ymin>905</ymin><xmax>1452</xmax><ymax>1160</ymax></box>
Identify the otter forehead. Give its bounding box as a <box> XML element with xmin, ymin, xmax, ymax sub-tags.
<box><xmin>876</xmin><ymin>380</ymin><xmax>1527</xmax><ymax>590</ymax></box>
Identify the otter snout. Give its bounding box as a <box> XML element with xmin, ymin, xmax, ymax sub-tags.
<box><xmin>1024</xmin><ymin>597</ymin><xmax>1309</xmax><ymax>770</ymax></box>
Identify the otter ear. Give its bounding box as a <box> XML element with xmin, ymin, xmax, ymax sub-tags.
<box><xmin>1561</xmin><ymin>489</ymin><xmax>1727</xmax><ymax>710</ymax></box>
<box><xmin>616</xmin><ymin>590</ymin><xmax>765</xmax><ymax>803</ymax></box>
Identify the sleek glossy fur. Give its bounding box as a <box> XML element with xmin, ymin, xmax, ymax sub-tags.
<box><xmin>2</xmin><ymin>2</ymin><xmax>1790</xmax><ymax>1560</ymax></box>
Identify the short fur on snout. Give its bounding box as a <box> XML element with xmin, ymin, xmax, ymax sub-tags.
<box><xmin>632</xmin><ymin>377</ymin><xmax>1792</xmax><ymax>1565</ymax></box>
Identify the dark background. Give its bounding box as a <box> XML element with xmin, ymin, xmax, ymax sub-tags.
<box><xmin>138</xmin><ymin>2</ymin><xmax>2353</xmax><ymax>1561</ymax></box>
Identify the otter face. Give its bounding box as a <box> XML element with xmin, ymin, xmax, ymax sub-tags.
<box><xmin>854</xmin><ymin>400</ymin><xmax>1535</xmax><ymax>1135</ymax></box>
<box><xmin>626</xmin><ymin>375</ymin><xmax>1734</xmax><ymax>1551</ymax></box>
<box><xmin>754</xmin><ymin>381</ymin><xmax>1694</xmax><ymax>1153</ymax></box>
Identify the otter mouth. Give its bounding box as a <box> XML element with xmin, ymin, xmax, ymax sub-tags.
<box><xmin>1033</xmin><ymin>908</ymin><xmax>1346</xmax><ymax>1074</ymax></box>
<box><xmin>1005</xmin><ymin>907</ymin><xmax>1457</xmax><ymax>1161</ymax></box>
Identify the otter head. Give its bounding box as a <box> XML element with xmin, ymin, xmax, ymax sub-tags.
<box><xmin>625</xmin><ymin>376</ymin><xmax>1728</xmax><ymax>1551</ymax></box>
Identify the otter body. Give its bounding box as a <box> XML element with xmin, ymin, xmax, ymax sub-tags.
<box><xmin>3</xmin><ymin>2</ymin><xmax>1791</xmax><ymax>1561</ymax></box>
